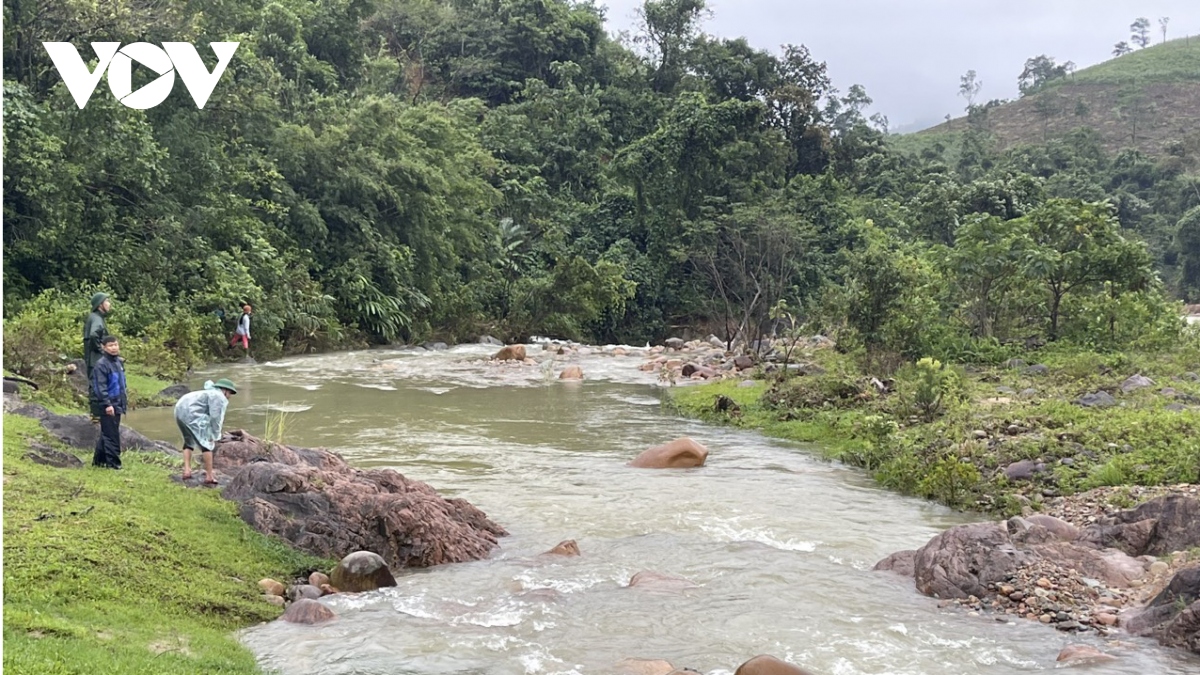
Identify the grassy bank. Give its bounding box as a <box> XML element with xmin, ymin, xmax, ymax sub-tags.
<box><xmin>2</xmin><ymin>413</ymin><xmax>329</xmax><ymax>674</ymax></box>
<box><xmin>669</xmin><ymin>343</ymin><xmax>1200</xmax><ymax>515</ymax></box>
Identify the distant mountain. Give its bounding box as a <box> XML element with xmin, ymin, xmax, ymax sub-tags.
<box><xmin>899</xmin><ymin>37</ymin><xmax>1200</xmax><ymax>157</ymax></box>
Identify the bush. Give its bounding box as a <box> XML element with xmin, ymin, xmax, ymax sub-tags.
<box><xmin>763</xmin><ymin>373</ymin><xmax>870</xmax><ymax>412</ymax></box>
<box><xmin>896</xmin><ymin>357</ymin><xmax>964</xmax><ymax>422</ymax></box>
<box><xmin>919</xmin><ymin>453</ymin><xmax>983</xmax><ymax>507</ymax></box>
<box><xmin>2</xmin><ymin>288</ymin><xmax>88</xmax><ymax>377</ymax></box>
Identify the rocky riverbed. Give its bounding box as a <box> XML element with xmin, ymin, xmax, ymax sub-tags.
<box><xmin>876</xmin><ymin>489</ymin><xmax>1200</xmax><ymax>659</ymax></box>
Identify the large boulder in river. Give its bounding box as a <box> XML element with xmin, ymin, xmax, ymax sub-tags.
<box><xmin>734</xmin><ymin>655</ymin><xmax>818</xmax><ymax>675</ymax></box>
<box><xmin>330</xmin><ymin>551</ymin><xmax>397</xmax><ymax>592</ymax></box>
<box><xmin>559</xmin><ymin>365</ymin><xmax>584</xmax><ymax>380</ymax></box>
<box><xmin>628</xmin><ymin>438</ymin><xmax>708</xmax><ymax>468</ymax></box>
<box><xmin>493</xmin><ymin>344</ymin><xmax>527</xmax><ymax>361</ymax></box>
<box><xmin>911</xmin><ymin>523</ymin><xmax>1033</xmax><ymax>599</ymax></box>
<box><xmin>216</xmin><ymin>431</ymin><xmax>507</xmax><ymax>569</ymax></box>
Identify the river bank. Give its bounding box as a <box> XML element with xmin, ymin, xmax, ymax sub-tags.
<box><xmin>1</xmin><ymin>411</ymin><xmax>330</xmax><ymax>673</ymax></box>
<box><xmin>665</xmin><ymin>337</ymin><xmax>1200</xmax><ymax>515</ymax></box>
<box><xmin>3</xmin><ymin>364</ymin><xmax>331</xmax><ymax>672</ymax></box>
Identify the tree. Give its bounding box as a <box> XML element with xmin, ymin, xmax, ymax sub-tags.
<box><xmin>1114</xmin><ymin>84</ymin><xmax>1154</xmax><ymax>145</ymax></box>
<box><xmin>1131</xmin><ymin>17</ymin><xmax>1151</xmax><ymax>49</ymax></box>
<box><xmin>1018</xmin><ymin>55</ymin><xmax>1069</xmax><ymax>96</ymax></box>
<box><xmin>1158</xmin><ymin>17</ymin><xmax>1170</xmax><ymax>43</ymax></box>
<box><xmin>1020</xmin><ymin>200</ymin><xmax>1150</xmax><ymax>339</ymax></box>
<box><xmin>635</xmin><ymin>0</ymin><xmax>709</xmax><ymax>94</ymax></box>
<box><xmin>764</xmin><ymin>43</ymin><xmax>833</xmax><ymax>178</ymax></box>
<box><xmin>958</xmin><ymin>70</ymin><xmax>983</xmax><ymax>110</ymax></box>
<box><xmin>688</xmin><ymin>202</ymin><xmax>813</xmax><ymax>350</ymax></box>
<box><xmin>1032</xmin><ymin>93</ymin><xmax>1063</xmax><ymax>142</ymax></box>
<box><xmin>1178</xmin><ymin>206</ymin><xmax>1200</xmax><ymax>300</ymax></box>
<box><xmin>1113</xmin><ymin>41</ymin><xmax>1133</xmax><ymax>57</ymax></box>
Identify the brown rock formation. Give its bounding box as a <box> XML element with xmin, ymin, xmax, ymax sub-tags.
<box><xmin>543</xmin><ymin>540</ymin><xmax>580</xmax><ymax>556</ymax></box>
<box><xmin>876</xmin><ymin>496</ymin><xmax>1200</xmax><ymax>655</ymax></box>
<box><xmin>734</xmin><ymin>655</ymin><xmax>818</xmax><ymax>675</ymax></box>
<box><xmin>493</xmin><ymin>345</ymin><xmax>527</xmax><ymax>361</ymax></box>
<box><xmin>628</xmin><ymin>438</ymin><xmax>708</xmax><ymax>469</ymax></box>
<box><xmin>281</xmin><ymin>598</ymin><xmax>337</xmax><ymax>625</ymax></box>
<box><xmin>216</xmin><ymin>431</ymin><xmax>507</xmax><ymax>570</ymax></box>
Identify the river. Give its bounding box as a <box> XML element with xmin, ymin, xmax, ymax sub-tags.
<box><xmin>126</xmin><ymin>343</ymin><xmax>1200</xmax><ymax>675</ymax></box>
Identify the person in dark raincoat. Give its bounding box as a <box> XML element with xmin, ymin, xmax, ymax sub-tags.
<box><xmin>83</xmin><ymin>292</ymin><xmax>112</xmax><ymax>378</ymax></box>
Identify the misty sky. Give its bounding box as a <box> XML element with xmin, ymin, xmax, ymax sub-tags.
<box><xmin>596</xmin><ymin>0</ymin><xmax>1199</xmax><ymax>131</ymax></box>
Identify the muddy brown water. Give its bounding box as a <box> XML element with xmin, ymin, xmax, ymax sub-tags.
<box><xmin>126</xmin><ymin>343</ymin><xmax>1200</xmax><ymax>675</ymax></box>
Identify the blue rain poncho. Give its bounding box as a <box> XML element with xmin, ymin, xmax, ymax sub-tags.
<box><xmin>173</xmin><ymin>380</ymin><xmax>230</xmax><ymax>451</ymax></box>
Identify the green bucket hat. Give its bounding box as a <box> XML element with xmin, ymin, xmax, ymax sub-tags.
<box><xmin>91</xmin><ymin>292</ymin><xmax>110</xmax><ymax>310</ymax></box>
<box><xmin>213</xmin><ymin>378</ymin><xmax>238</xmax><ymax>395</ymax></box>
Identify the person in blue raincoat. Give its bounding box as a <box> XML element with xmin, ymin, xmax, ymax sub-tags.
<box><xmin>175</xmin><ymin>378</ymin><xmax>238</xmax><ymax>484</ymax></box>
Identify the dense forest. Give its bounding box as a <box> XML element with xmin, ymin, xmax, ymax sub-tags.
<box><xmin>5</xmin><ymin>0</ymin><xmax>1200</xmax><ymax>379</ymax></box>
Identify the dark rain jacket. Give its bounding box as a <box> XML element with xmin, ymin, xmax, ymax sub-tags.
<box><xmin>83</xmin><ymin>310</ymin><xmax>109</xmax><ymax>375</ymax></box>
<box><xmin>89</xmin><ymin>353</ymin><xmax>128</xmax><ymax>416</ymax></box>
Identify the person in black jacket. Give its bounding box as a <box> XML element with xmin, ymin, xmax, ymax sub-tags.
<box><xmin>90</xmin><ymin>336</ymin><xmax>128</xmax><ymax>470</ymax></box>
<box><xmin>83</xmin><ymin>292</ymin><xmax>112</xmax><ymax>378</ymax></box>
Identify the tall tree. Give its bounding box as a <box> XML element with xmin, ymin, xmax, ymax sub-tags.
<box><xmin>635</xmin><ymin>0</ymin><xmax>708</xmax><ymax>94</ymax></box>
<box><xmin>1113</xmin><ymin>41</ymin><xmax>1133</xmax><ymax>57</ymax></box>
<box><xmin>958</xmin><ymin>69</ymin><xmax>982</xmax><ymax>110</ymax></box>
<box><xmin>1130</xmin><ymin>17</ymin><xmax>1151</xmax><ymax>49</ymax></box>
<box><xmin>1158</xmin><ymin>17</ymin><xmax>1170</xmax><ymax>43</ymax></box>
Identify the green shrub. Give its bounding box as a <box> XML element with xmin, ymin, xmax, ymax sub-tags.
<box><xmin>1</xmin><ymin>288</ymin><xmax>88</xmax><ymax>377</ymax></box>
<box><xmin>897</xmin><ymin>357</ymin><xmax>964</xmax><ymax>421</ymax></box>
<box><xmin>919</xmin><ymin>454</ymin><xmax>983</xmax><ymax>507</ymax></box>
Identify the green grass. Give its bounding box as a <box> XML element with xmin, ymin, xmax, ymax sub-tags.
<box><xmin>3</xmin><ymin>413</ymin><xmax>331</xmax><ymax>674</ymax></box>
<box><xmin>669</xmin><ymin>379</ymin><xmax>870</xmax><ymax>460</ymax></box>
<box><xmin>1049</xmin><ymin>36</ymin><xmax>1200</xmax><ymax>88</ymax></box>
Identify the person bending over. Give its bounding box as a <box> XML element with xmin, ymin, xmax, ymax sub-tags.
<box><xmin>175</xmin><ymin>378</ymin><xmax>238</xmax><ymax>484</ymax></box>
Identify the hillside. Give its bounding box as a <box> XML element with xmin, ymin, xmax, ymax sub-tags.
<box><xmin>905</xmin><ymin>37</ymin><xmax>1200</xmax><ymax>157</ymax></box>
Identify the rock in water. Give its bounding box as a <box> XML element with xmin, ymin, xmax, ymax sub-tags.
<box><xmin>156</xmin><ymin>383</ymin><xmax>190</xmax><ymax>400</ymax></box>
<box><xmin>614</xmin><ymin>658</ymin><xmax>676</xmax><ymax>675</ymax></box>
<box><xmin>217</xmin><ymin>431</ymin><xmax>506</xmax><ymax>569</ymax></box>
<box><xmin>559</xmin><ymin>365</ymin><xmax>584</xmax><ymax>380</ymax></box>
<box><xmin>281</xmin><ymin>598</ymin><xmax>336</xmax><ymax>625</ymax></box>
<box><xmin>329</xmin><ymin>551</ymin><xmax>397</xmax><ymax>592</ymax></box>
<box><xmin>627</xmin><ymin>571</ymin><xmax>698</xmax><ymax>592</ymax></box>
<box><xmin>628</xmin><ymin>438</ymin><xmax>708</xmax><ymax>468</ymax></box>
<box><xmin>543</xmin><ymin>540</ymin><xmax>580</xmax><ymax>556</ymax></box>
<box><xmin>493</xmin><ymin>344</ymin><xmax>527</xmax><ymax>361</ymax></box>
<box><xmin>287</xmin><ymin>584</ymin><xmax>324</xmax><ymax>602</ymax></box>
<box><xmin>1055</xmin><ymin>644</ymin><xmax>1116</xmax><ymax>664</ymax></box>
<box><xmin>734</xmin><ymin>655</ymin><xmax>818</xmax><ymax>675</ymax></box>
